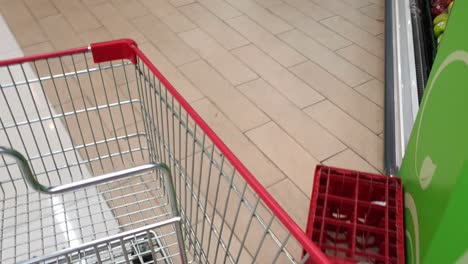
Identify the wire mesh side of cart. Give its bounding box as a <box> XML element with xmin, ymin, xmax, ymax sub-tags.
<box><xmin>0</xmin><ymin>45</ymin><xmax>185</xmax><ymax>264</ymax></box>
<box><xmin>0</xmin><ymin>40</ymin><xmax>329</xmax><ymax>264</ymax></box>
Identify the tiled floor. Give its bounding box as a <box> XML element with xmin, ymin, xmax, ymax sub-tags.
<box><xmin>0</xmin><ymin>0</ymin><xmax>384</xmax><ymax>245</ymax></box>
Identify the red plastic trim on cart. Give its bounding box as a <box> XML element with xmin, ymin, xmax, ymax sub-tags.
<box><xmin>91</xmin><ymin>39</ymin><xmax>138</xmax><ymax>64</ymax></box>
<box><xmin>0</xmin><ymin>39</ymin><xmax>331</xmax><ymax>264</ymax></box>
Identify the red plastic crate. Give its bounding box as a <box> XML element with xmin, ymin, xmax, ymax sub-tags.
<box><xmin>305</xmin><ymin>165</ymin><xmax>405</xmax><ymax>264</ymax></box>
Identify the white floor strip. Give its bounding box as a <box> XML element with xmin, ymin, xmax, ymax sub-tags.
<box><xmin>0</xmin><ymin>15</ymin><xmax>119</xmax><ymax>263</ymax></box>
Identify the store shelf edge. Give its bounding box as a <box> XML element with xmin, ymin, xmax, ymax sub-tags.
<box><xmin>385</xmin><ymin>0</ymin><xmax>397</xmax><ymax>176</ymax></box>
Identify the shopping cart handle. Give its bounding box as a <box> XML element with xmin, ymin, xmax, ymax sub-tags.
<box><xmin>0</xmin><ymin>146</ymin><xmax>169</xmax><ymax>194</ymax></box>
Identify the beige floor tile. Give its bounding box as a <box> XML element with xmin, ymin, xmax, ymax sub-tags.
<box><xmin>379</xmin><ymin>132</ymin><xmax>384</xmax><ymax>139</ymax></box>
<box><xmin>304</xmin><ymin>100</ymin><xmax>384</xmax><ymax>171</ymax></box>
<box><xmin>81</xmin><ymin>78</ymin><xmax>141</xmax><ymax>133</ymax></box>
<box><xmin>132</xmin><ymin>15</ymin><xmax>199</xmax><ymax>66</ymax></box>
<box><xmin>62</xmin><ymin>98</ymin><xmax>114</xmax><ymax>146</ymax></box>
<box><xmin>254</xmin><ymin>0</ymin><xmax>284</xmax><ymax>8</ymax></box>
<box><xmin>202</xmin><ymin>197</ymin><xmax>302</xmax><ymax>263</ymax></box>
<box><xmin>51</xmin><ymin>0</ymin><xmax>101</xmax><ymax>33</ymax></box>
<box><xmin>244</xmin><ymin>224</ymin><xmax>299</xmax><ymax>263</ymax></box>
<box><xmin>281</xmin><ymin>0</ymin><xmax>333</xmax><ymax>21</ymax></box>
<box><xmin>354</xmin><ymin>79</ymin><xmax>384</xmax><ymax>108</ymax></box>
<box><xmin>180</xmin><ymin>149</ymin><xmax>245</xmax><ymax>203</ymax></box>
<box><xmin>110</xmin><ymin>0</ymin><xmax>150</xmax><ymax>19</ymax></box>
<box><xmin>337</xmin><ymin>44</ymin><xmax>384</xmax><ymax>81</ymax></box>
<box><xmin>290</xmin><ymin>61</ymin><xmax>383</xmax><ymax>134</ymax></box>
<box><xmin>369</xmin><ymin>0</ymin><xmax>385</xmax><ymax>7</ymax></box>
<box><xmin>79</xmin><ymin>27</ymin><xmax>113</xmax><ymax>44</ymax></box>
<box><xmin>267</xmin><ymin>4</ymin><xmax>351</xmax><ymax>51</ymax></box>
<box><xmin>0</xmin><ymin>1</ymin><xmax>47</xmax><ymax>47</ymax></box>
<box><xmin>191</xmin><ymin>98</ymin><xmax>285</xmax><ymax>187</ymax></box>
<box><xmin>169</xmin><ymin>0</ymin><xmax>195</xmax><ymax>6</ymax></box>
<box><xmin>197</xmin><ymin>0</ymin><xmax>242</xmax><ymax>20</ymax></box>
<box><xmin>24</xmin><ymin>0</ymin><xmax>58</xmax><ymax>19</ymax></box>
<box><xmin>178</xmin><ymin>3</ymin><xmax>249</xmax><ymax>50</ymax></box>
<box><xmin>81</xmin><ymin>0</ymin><xmax>108</xmax><ymax>7</ymax></box>
<box><xmin>21</xmin><ymin>42</ymin><xmax>70</xmax><ymax>81</ymax></box>
<box><xmin>101</xmin><ymin>103</ymin><xmax>143</xmax><ymax>137</ymax></box>
<box><xmin>377</xmin><ymin>33</ymin><xmax>385</xmax><ymax>40</ymax></box>
<box><xmin>39</xmin><ymin>14</ymin><xmax>84</xmax><ymax>50</ymax></box>
<box><xmin>179</xmin><ymin>152</ymin><xmax>246</xmax><ymax>222</ymax></box>
<box><xmin>90</xmin><ymin>3</ymin><xmax>148</xmax><ymax>44</ymax></box>
<box><xmin>99</xmin><ymin>60</ymin><xmax>138</xmax><ymax>93</ymax></box>
<box><xmin>280</xmin><ymin>30</ymin><xmax>371</xmax><ymax>87</ymax></box>
<box><xmin>139</xmin><ymin>0</ymin><xmax>196</xmax><ymax>33</ymax></box>
<box><xmin>100</xmin><ymin>175</ymin><xmax>168</xmax><ymax>227</ymax></box>
<box><xmin>311</xmin><ymin>0</ymin><xmax>383</xmax><ymax>35</ymax></box>
<box><xmin>118</xmin><ymin>113</ymin><xmax>202</xmax><ymax>165</ymax></box>
<box><xmin>70</xmin><ymin>63</ymin><xmax>131</xmax><ymax>108</ymax></box>
<box><xmin>246</xmin><ymin>122</ymin><xmax>319</xmax><ymax>197</ymax></box>
<box><xmin>138</xmin><ymin>43</ymin><xmax>204</xmax><ymax>103</ymax></box>
<box><xmin>22</xmin><ymin>41</ymin><xmax>54</xmax><ymax>56</ymax></box>
<box><xmin>194</xmin><ymin>210</ymin><xmax>254</xmax><ymax>263</ymax></box>
<box><xmin>0</xmin><ymin>1</ymin><xmax>31</xmax><ymax>30</ymax></box>
<box><xmin>227</xmin><ymin>16</ymin><xmax>306</xmax><ymax>67</ymax></box>
<box><xmin>267</xmin><ymin>178</ymin><xmax>310</xmax><ymax>228</ymax></box>
<box><xmin>185</xmin><ymin>168</ymin><xmax>298</xmax><ymax>262</ymax></box>
<box><xmin>34</xmin><ymin>73</ymin><xmax>85</xmax><ymax>111</ymax></box>
<box><xmin>77</xmin><ymin>142</ymin><xmax>128</xmax><ymax>178</ymax></box>
<box><xmin>232</xmin><ymin>45</ymin><xmax>323</xmax><ymax>108</ymax></box>
<box><xmin>238</xmin><ymin>79</ymin><xmax>345</xmax><ymax>161</ymax></box>
<box><xmin>226</xmin><ymin>0</ymin><xmax>292</xmax><ymax>34</ymax></box>
<box><xmin>179</xmin><ymin>60</ymin><xmax>268</xmax><ymax>132</ymax></box>
<box><xmin>323</xmin><ymin>149</ymin><xmax>380</xmax><ymax>173</ymax></box>
<box><xmin>321</xmin><ymin>16</ymin><xmax>384</xmax><ymax>58</ymax></box>
<box><xmin>179</xmin><ymin>29</ymin><xmax>257</xmax><ymax>86</ymax></box>
<box><xmin>111</xmin><ymin>104</ymin><xmax>144</xmax><ymax>138</ymax></box>
<box><xmin>360</xmin><ymin>3</ymin><xmax>385</xmax><ymax>21</ymax></box>
<box><xmin>341</xmin><ymin>0</ymin><xmax>373</xmax><ymax>8</ymax></box>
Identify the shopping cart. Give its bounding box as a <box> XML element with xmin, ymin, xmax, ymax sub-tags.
<box><xmin>0</xmin><ymin>39</ymin><xmax>331</xmax><ymax>264</ymax></box>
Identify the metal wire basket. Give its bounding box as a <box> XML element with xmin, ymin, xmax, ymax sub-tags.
<box><xmin>0</xmin><ymin>39</ymin><xmax>330</xmax><ymax>264</ymax></box>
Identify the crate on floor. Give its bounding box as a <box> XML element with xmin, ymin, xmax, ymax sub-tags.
<box><xmin>305</xmin><ymin>165</ymin><xmax>405</xmax><ymax>264</ymax></box>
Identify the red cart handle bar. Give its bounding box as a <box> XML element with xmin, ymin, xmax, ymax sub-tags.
<box><xmin>0</xmin><ymin>39</ymin><xmax>331</xmax><ymax>264</ymax></box>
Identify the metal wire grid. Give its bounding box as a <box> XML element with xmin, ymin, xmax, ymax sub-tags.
<box><xmin>0</xmin><ymin>52</ymin><xmax>184</xmax><ymax>263</ymax></box>
<box><xmin>0</xmin><ymin>48</ymin><xmax>309</xmax><ymax>263</ymax></box>
<box><xmin>0</xmin><ymin>53</ymin><xmax>146</xmax><ymax>185</ymax></box>
<box><xmin>26</xmin><ymin>220</ymin><xmax>184</xmax><ymax>264</ymax></box>
<box><xmin>133</xmin><ymin>57</ymin><xmax>306</xmax><ymax>263</ymax></box>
